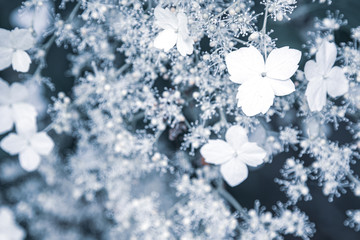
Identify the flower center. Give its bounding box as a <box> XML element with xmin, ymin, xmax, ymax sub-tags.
<box><xmin>261</xmin><ymin>72</ymin><xmax>267</xmax><ymax>77</ymax></box>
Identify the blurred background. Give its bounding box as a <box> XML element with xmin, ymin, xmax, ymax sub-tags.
<box><xmin>0</xmin><ymin>0</ymin><xmax>359</xmax><ymax>239</ymax></box>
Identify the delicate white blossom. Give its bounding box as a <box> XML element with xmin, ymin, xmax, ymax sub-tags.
<box><xmin>304</xmin><ymin>40</ymin><xmax>349</xmax><ymax>111</ymax></box>
<box><xmin>0</xmin><ymin>119</ymin><xmax>54</xmax><ymax>172</ymax></box>
<box><xmin>0</xmin><ymin>79</ymin><xmax>37</xmax><ymax>134</ymax></box>
<box><xmin>0</xmin><ymin>28</ymin><xmax>34</xmax><ymax>72</ymax></box>
<box><xmin>226</xmin><ymin>46</ymin><xmax>301</xmax><ymax>116</ymax></box>
<box><xmin>153</xmin><ymin>6</ymin><xmax>193</xmax><ymax>56</ymax></box>
<box><xmin>0</xmin><ymin>207</ymin><xmax>25</xmax><ymax>240</ymax></box>
<box><xmin>200</xmin><ymin>126</ymin><xmax>266</xmax><ymax>186</ymax></box>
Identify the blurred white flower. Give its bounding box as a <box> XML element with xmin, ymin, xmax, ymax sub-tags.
<box><xmin>226</xmin><ymin>46</ymin><xmax>301</xmax><ymax>116</ymax></box>
<box><xmin>153</xmin><ymin>6</ymin><xmax>194</xmax><ymax>56</ymax></box>
<box><xmin>200</xmin><ymin>126</ymin><xmax>266</xmax><ymax>186</ymax></box>
<box><xmin>0</xmin><ymin>28</ymin><xmax>35</xmax><ymax>72</ymax></box>
<box><xmin>305</xmin><ymin>40</ymin><xmax>349</xmax><ymax>111</ymax></box>
<box><xmin>0</xmin><ymin>79</ymin><xmax>37</xmax><ymax>134</ymax></box>
<box><xmin>0</xmin><ymin>207</ymin><xmax>25</xmax><ymax>240</ymax></box>
<box><xmin>10</xmin><ymin>2</ymin><xmax>53</xmax><ymax>39</ymax></box>
<box><xmin>0</xmin><ymin>119</ymin><xmax>54</xmax><ymax>172</ymax></box>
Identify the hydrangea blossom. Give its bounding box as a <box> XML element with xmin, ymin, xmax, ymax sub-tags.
<box><xmin>200</xmin><ymin>126</ymin><xmax>266</xmax><ymax>186</ymax></box>
<box><xmin>153</xmin><ymin>6</ymin><xmax>194</xmax><ymax>56</ymax></box>
<box><xmin>0</xmin><ymin>28</ymin><xmax>34</xmax><ymax>72</ymax></box>
<box><xmin>225</xmin><ymin>46</ymin><xmax>301</xmax><ymax>116</ymax></box>
<box><xmin>0</xmin><ymin>207</ymin><xmax>25</xmax><ymax>240</ymax></box>
<box><xmin>304</xmin><ymin>40</ymin><xmax>349</xmax><ymax>111</ymax></box>
<box><xmin>0</xmin><ymin>119</ymin><xmax>54</xmax><ymax>172</ymax></box>
<box><xmin>0</xmin><ymin>79</ymin><xmax>37</xmax><ymax>134</ymax></box>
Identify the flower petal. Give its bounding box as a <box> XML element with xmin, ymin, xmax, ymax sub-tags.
<box><xmin>225</xmin><ymin>46</ymin><xmax>265</xmax><ymax>84</ymax></box>
<box><xmin>265</xmin><ymin>46</ymin><xmax>301</xmax><ymax>80</ymax></box>
<box><xmin>177</xmin><ymin>12</ymin><xmax>189</xmax><ymax>36</ymax></box>
<box><xmin>12</xmin><ymin>50</ymin><xmax>31</xmax><ymax>72</ymax></box>
<box><xmin>0</xmin><ymin>47</ymin><xmax>13</xmax><ymax>71</ymax></box>
<box><xmin>30</xmin><ymin>132</ymin><xmax>54</xmax><ymax>155</ymax></box>
<box><xmin>326</xmin><ymin>66</ymin><xmax>348</xmax><ymax>98</ymax></box>
<box><xmin>200</xmin><ymin>140</ymin><xmax>235</xmax><ymax>165</ymax></box>
<box><xmin>0</xmin><ymin>78</ymin><xmax>10</xmax><ymax>104</ymax></box>
<box><xmin>0</xmin><ymin>106</ymin><xmax>14</xmax><ymax>134</ymax></box>
<box><xmin>304</xmin><ymin>60</ymin><xmax>322</xmax><ymax>82</ymax></box>
<box><xmin>177</xmin><ymin>34</ymin><xmax>193</xmax><ymax>56</ymax></box>
<box><xmin>12</xmin><ymin>103</ymin><xmax>37</xmax><ymax>123</ymax></box>
<box><xmin>10</xmin><ymin>82</ymin><xmax>28</xmax><ymax>103</ymax></box>
<box><xmin>305</xmin><ymin>80</ymin><xmax>327</xmax><ymax>112</ymax></box>
<box><xmin>154</xmin><ymin>6</ymin><xmax>178</xmax><ymax>31</ymax></box>
<box><xmin>269</xmin><ymin>78</ymin><xmax>295</xmax><ymax>96</ymax></box>
<box><xmin>220</xmin><ymin>159</ymin><xmax>248</xmax><ymax>187</ymax></box>
<box><xmin>238</xmin><ymin>142</ymin><xmax>266</xmax><ymax>167</ymax></box>
<box><xmin>9</xmin><ymin>28</ymin><xmax>35</xmax><ymax>50</ymax></box>
<box><xmin>19</xmin><ymin>147</ymin><xmax>41</xmax><ymax>172</ymax></box>
<box><xmin>236</xmin><ymin>78</ymin><xmax>274</xmax><ymax>116</ymax></box>
<box><xmin>0</xmin><ymin>29</ymin><xmax>12</xmax><ymax>48</ymax></box>
<box><xmin>225</xmin><ymin>125</ymin><xmax>248</xmax><ymax>149</ymax></box>
<box><xmin>154</xmin><ymin>29</ymin><xmax>177</xmax><ymax>52</ymax></box>
<box><xmin>0</xmin><ymin>133</ymin><xmax>27</xmax><ymax>155</ymax></box>
<box><xmin>316</xmin><ymin>40</ymin><xmax>336</xmax><ymax>74</ymax></box>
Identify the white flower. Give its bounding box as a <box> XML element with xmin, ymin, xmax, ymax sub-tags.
<box><xmin>0</xmin><ymin>28</ymin><xmax>35</xmax><ymax>72</ymax></box>
<box><xmin>304</xmin><ymin>40</ymin><xmax>349</xmax><ymax>111</ymax></box>
<box><xmin>0</xmin><ymin>207</ymin><xmax>25</xmax><ymax>240</ymax></box>
<box><xmin>153</xmin><ymin>6</ymin><xmax>194</xmax><ymax>56</ymax></box>
<box><xmin>200</xmin><ymin>126</ymin><xmax>266</xmax><ymax>186</ymax></box>
<box><xmin>0</xmin><ymin>119</ymin><xmax>54</xmax><ymax>172</ymax></box>
<box><xmin>225</xmin><ymin>46</ymin><xmax>301</xmax><ymax>116</ymax></box>
<box><xmin>0</xmin><ymin>79</ymin><xmax>37</xmax><ymax>134</ymax></box>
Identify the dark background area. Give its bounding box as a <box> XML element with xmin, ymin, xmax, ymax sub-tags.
<box><xmin>0</xmin><ymin>0</ymin><xmax>359</xmax><ymax>239</ymax></box>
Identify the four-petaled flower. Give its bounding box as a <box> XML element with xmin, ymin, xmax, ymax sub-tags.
<box><xmin>304</xmin><ymin>40</ymin><xmax>349</xmax><ymax>111</ymax></box>
<box><xmin>0</xmin><ymin>78</ymin><xmax>37</xmax><ymax>134</ymax></box>
<box><xmin>0</xmin><ymin>28</ymin><xmax>34</xmax><ymax>72</ymax></box>
<box><xmin>200</xmin><ymin>125</ymin><xmax>266</xmax><ymax>187</ymax></box>
<box><xmin>153</xmin><ymin>6</ymin><xmax>194</xmax><ymax>56</ymax></box>
<box><xmin>0</xmin><ymin>119</ymin><xmax>54</xmax><ymax>172</ymax></box>
<box><xmin>225</xmin><ymin>46</ymin><xmax>301</xmax><ymax>116</ymax></box>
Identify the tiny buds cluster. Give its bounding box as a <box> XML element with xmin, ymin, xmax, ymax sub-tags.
<box><xmin>314</xmin><ymin>11</ymin><xmax>347</xmax><ymax>31</ymax></box>
<box><xmin>182</xmin><ymin>124</ymin><xmax>211</xmax><ymax>154</ymax></box>
<box><xmin>49</xmin><ymin>92</ymin><xmax>77</xmax><ymax>134</ymax></box>
<box><xmin>81</xmin><ymin>1</ymin><xmax>112</xmax><ymax>22</ymax></box>
<box><xmin>345</xmin><ymin>210</ymin><xmax>360</xmax><ymax>231</ymax></box>
<box><xmin>266</xmin><ymin>0</ymin><xmax>297</xmax><ymax>22</ymax></box>
<box><xmin>276</xmin><ymin>158</ymin><xmax>311</xmax><ymax>203</ymax></box>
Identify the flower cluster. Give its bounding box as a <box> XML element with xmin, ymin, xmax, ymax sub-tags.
<box><xmin>0</xmin><ymin>0</ymin><xmax>359</xmax><ymax>239</ymax></box>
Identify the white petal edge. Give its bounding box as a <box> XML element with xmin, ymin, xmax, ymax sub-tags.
<box><xmin>12</xmin><ymin>50</ymin><xmax>31</xmax><ymax>72</ymax></box>
<box><xmin>10</xmin><ymin>82</ymin><xmax>28</xmax><ymax>103</ymax></box>
<box><xmin>0</xmin><ymin>47</ymin><xmax>13</xmax><ymax>71</ymax></box>
<box><xmin>236</xmin><ymin>79</ymin><xmax>274</xmax><ymax>116</ymax></box>
<box><xmin>225</xmin><ymin>125</ymin><xmax>248</xmax><ymax>150</ymax></box>
<box><xmin>265</xmin><ymin>46</ymin><xmax>301</xmax><ymax>80</ymax></box>
<box><xmin>19</xmin><ymin>147</ymin><xmax>41</xmax><ymax>172</ymax></box>
<box><xmin>200</xmin><ymin>140</ymin><xmax>235</xmax><ymax>165</ymax></box>
<box><xmin>154</xmin><ymin>6</ymin><xmax>178</xmax><ymax>31</ymax></box>
<box><xmin>269</xmin><ymin>78</ymin><xmax>295</xmax><ymax>96</ymax></box>
<box><xmin>326</xmin><ymin>66</ymin><xmax>349</xmax><ymax>98</ymax></box>
<box><xmin>220</xmin><ymin>159</ymin><xmax>248</xmax><ymax>187</ymax></box>
<box><xmin>238</xmin><ymin>142</ymin><xmax>266</xmax><ymax>167</ymax></box>
<box><xmin>316</xmin><ymin>40</ymin><xmax>337</xmax><ymax>74</ymax></box>
<box><xmin>225</xmin><ymin>46</ymin><xmax>265</xmax><ymax>84</ymax></box>
<box><xmin>30</xmin><ymin>132</ymin><xmax>54</xmax><ymax>155</ymax></box>
<box><xmin>305</xmin><ymin>80</ymin><xmax>327</xmax><ymax>112</ymax></box>
<box><xmin>153</xmin><ymin>29</ymin><xmax>177</xmax><ymax>52</ymax></box>
<box><xmin>0</xmin><ymin>133</ymin><xmax>27</xmax><ymax>155</ymax></box>
<box><xmin>0</xmin><ymin>106</ymin><xmax>14</xmax><ymax>134</ymax></box>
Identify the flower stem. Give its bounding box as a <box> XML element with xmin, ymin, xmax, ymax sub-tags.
<box><xmin>261</xmin><ymin>2</ymin><xmax>269</xmax><ymax>59</ymax></box>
